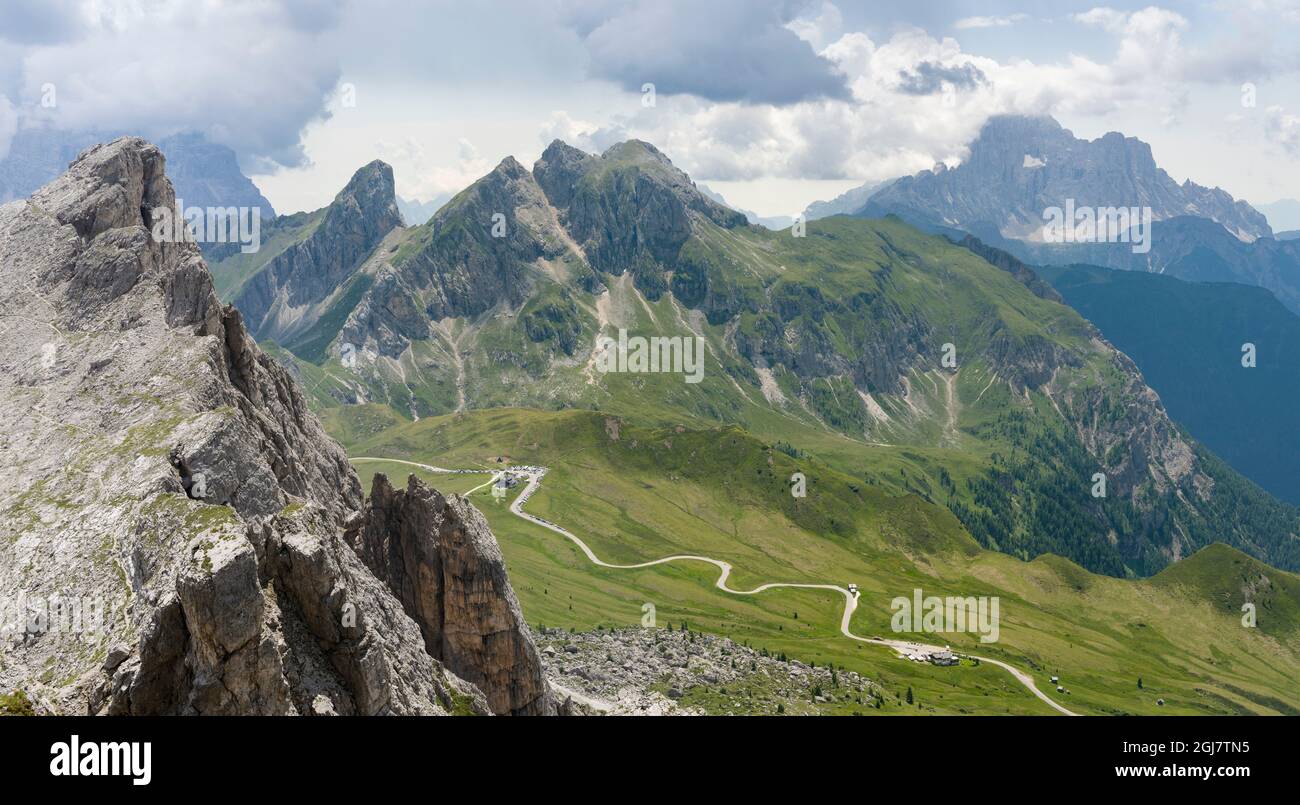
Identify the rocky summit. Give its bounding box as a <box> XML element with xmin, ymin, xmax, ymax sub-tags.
<box><xmin>0</xmin><ymin>138</ymin><xmax>551</xmax><ymax>715</ymax></box>
<box><xmin>862</xmin><ymin>115</ymin><xmax>1272</xmax><ymax>243</ymax></box>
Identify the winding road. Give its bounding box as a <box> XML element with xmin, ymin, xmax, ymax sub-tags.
<box><xmin>351</xmin><ymin>456</ymin><xmax>1077</xmax><ymax>715</ymax></box>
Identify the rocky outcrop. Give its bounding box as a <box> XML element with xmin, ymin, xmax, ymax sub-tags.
<box><xmin>539</xmin><ymin>627</ymin><xmax>880</xmax><ymax>716</ymax></box>
<box><xmin>341</xmin><ymin>156</ymin><xmax>564</xmax><ymax>359</ymax></box>
<box><xmin>0</xmin><ymin>137</ymin><xmax>545</xmax><ymax>716</ymax></box>
<box><xmin>235</xmin><ymin>160</ymin><xmax>402</xmax><ymax>343</ymax></box>
<box><xmin>347</xmin><ymin>475</ymin><xmax>552</xmax><ymax>716</ymax></box>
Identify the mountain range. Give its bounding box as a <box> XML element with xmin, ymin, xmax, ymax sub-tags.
<box><xmin>860</xmin><ymin>114</ymin><xmax>1271</xmax><ymax>242</ymax></box>
<box><xmin>847</xmin><ymin>115</ymin><xmax>1300</xmax><ymax>317</ymax></box>
<box><xmin>2</xmin><ymin>131</ymin><xmax>1297</xmax><ymax>716</ymax></box>
<box><xmin>207</xmin><ymin>136</ymin><xmax>1300</xmax><ymax>580</ymax></box>
<box><xmin>0</xmin><ymin>127</ymin><xmax>275</xmax><ymax>219</ymax></box>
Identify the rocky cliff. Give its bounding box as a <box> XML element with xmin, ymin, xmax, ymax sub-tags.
<box><xmin>347</xmin><ymin>475</ymin><xmax>550</xmax><ymax>715</ymax></box>
<box><xmin>234</xmin><ymin>160</ymin><xmax>403</xmax><ymax>344</ymax></box>
<box><xmin>0</xmin><ymin>138</ymin><xmax>549</xmax><ymax>715</ymax></box>
<box><xmin>862</xmin><ymin>115</ymin><xmax>1271</xmax><ymax>242</ymax></box>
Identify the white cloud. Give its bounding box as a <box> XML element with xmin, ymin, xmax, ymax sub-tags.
<box><xmin>373</xmin><ymin>135</ymin><xmax>494</xmax><ymax>203</ymax></box>
<box><xmin>1073</xmin><ymin>7</ymin><xmax>1130</xmax><ymax>32</ymax></box>
<box><xmin>11</xmin><ymin>0</ymin><xmax>341</xmax><ymax>170</ymax></box>
<box><xmin>954</xmin><ymin>14</ymin><xmax>1028</xmax><ymax>30</ymax></box>
<box><xmin>570</xmin><ymin>12</ymin><xmax>1207</xmax><ymax>187</ymax></box>
<box><xmin>1264</xmin><ymin>105</ymin><xmax>1300</xmax><ymax>154</ymax></box>
<box><xmin>787</xmin><ymin>1</ymin><xmax>844</xmax><ymax>51</ymax></box>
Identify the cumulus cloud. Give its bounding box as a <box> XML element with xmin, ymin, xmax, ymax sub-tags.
<box><xmin>786</xmin><ymin>1</ymin><xmax>844</xmax><ymax>51</ymax></box>
<box><xmin>8</xmin><ymin>0</ymin><xmax>342</xmax><ymax>171</ymax></box>
<box><xmin>538</xmin><ymin>5</ymin><xmax>1252</xmax><ymax>187</ymax></box>
<box><xmin>564</xmin><ymin>0</ymin><xmax>851</xmax><ymax>105</ymax></box>
<box><xmin>953</xmin><ymin>14</ymin><xmax>1028</xmax><ymax>30</ymax></box>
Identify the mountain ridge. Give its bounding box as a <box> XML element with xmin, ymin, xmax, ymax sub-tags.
<box><xmin>860</xmin><ymin>114</ymin><xmax>1271</xmax><ymax>242</ymax></box>
<box><xmin>205</xmin><ymin>136</ymin><xmax>1300</xmax><ymax>579</ymax></box>
<box><xmin>0</xmin><ymin>137</ymin><xmax>551</xmax><ymax>715</ymax></box>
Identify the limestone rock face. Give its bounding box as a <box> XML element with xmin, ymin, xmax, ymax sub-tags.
<box><xmin>348</xmin><ymin>475</ymin><xmax>552</xmax><ymax>715</ymax></box>
<box><xmin>235</xmin><ymin>160</ymin><xmax>402</xmax><ymax>344</ymax></box>
<box><xmin>0</xmin><ymin>137</ymin><xmax>536</xmax><ymax>716</ymax></box>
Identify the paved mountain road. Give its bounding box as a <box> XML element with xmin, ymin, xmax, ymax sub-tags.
<box><xmin>351</xmin><ymin>458</ymin><xmax>1078</xmax><ymax>715</ymax></box>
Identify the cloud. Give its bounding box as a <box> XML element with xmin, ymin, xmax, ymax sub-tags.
<box><xmin>1072</xmin><ymin>7</ymin><xmax>1130</xmax><ymax>32</ymax></box>
<box><xmin>551</xmin><ymin>6</ymin><xmax>1235</xmax><ymax>187</ymax></box>
<box><xmin>565</xmin><ymin>0</ymin><xmax>851</xmax><ymax>105</ymax></box>
<box><xmin>0</xmin><ymin>95</ymin><xmax>16</xmax><ymax>160</ymax></box>
<box><xmin>786</xmin><ymin>1</ymin><xmax>844</xmax><ymax>51</ymax></box>
<box><xmin>896</xmin><ymin>61</ymin><xmax>987</xmax><ymax>95</ymax></box>
<box><xmin>1264</xmin><ymin>105</ymin><xmax>1300</xmax><ymax>154</ymax></box>
<box><xmin>9</xmin><ymin>1</ymin><xmax>342</xmax><ymax>171</ymax></box>
<box><xmin>953</xmin><ymin>14</ymin><xmax>1028</xmax><ymax>30</ymax></box>
<box><xmin>374</xmin><ymin>134</ymin><xmax>495</xmax><ymax>202</ymax></box>
<box><xmin>0</xmin><ymin>0</ymin><xmax>88</xmax><ymax>45</ymax></box>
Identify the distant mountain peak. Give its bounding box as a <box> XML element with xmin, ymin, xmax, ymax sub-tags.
<box><xmin>231</xmin><ymin>156</ymin><xmax>403</xmax><ymax>346</ymax></box>
<box><xmin>864</xmin><ymin>113</ymin><xmax>1272</xmax><ymax>243</ymax></box>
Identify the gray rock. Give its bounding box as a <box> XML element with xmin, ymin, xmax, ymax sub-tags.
<box><xmin>347</xmin><ymin>474</ymin><xmax>553</xmax><ymax>715</ymax></box>
<box><xmin>864</xmin><ymin>115</ymin><xmax>1271</xmax><ymax>242</ymax></box>
<box><xmin>0</xmin><ymin>137</ymin><xmax>540</xmax><ymax>717</ymax></box>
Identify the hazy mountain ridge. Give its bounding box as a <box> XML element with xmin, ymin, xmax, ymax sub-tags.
<box><xmin>850</xmin><ymin>115</ymin><xmax>1300</xmax><ymax>315</ymax></box>
<box><xmin>0</xmin><ymin>127</ymin><xmax>275</xmax><ymax>218</ymax></box>
<box><xmin>860</xmin><ymin>115</ymin><xmax>1271</xmax><ymax>242</ymax></box>
<box><xmin>803</xmin><ymin>179</ymin><xmax>887</xmax><ymax>221</ymax></box>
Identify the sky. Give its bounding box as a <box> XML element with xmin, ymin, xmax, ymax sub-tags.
<box><xmin>2</xmin><ymin>0</ymin><xmax>1300</xmax><ymax>218</ymax></box>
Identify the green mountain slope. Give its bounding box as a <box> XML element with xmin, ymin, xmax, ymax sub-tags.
<box><xmin>208</xmin><ymin>160</ymin><xmax>408</xmax><ymax>364</ymax></box>
<box><xmin>1041</xmin><ymin>264</ymin><xmax>1300</xmax><ymax>506</ymax></box>
<box><xmin>218</xmin><ymin>136</ymin><xmax>1300</xmax><ymax>713</ymax></box>
<box><xmin>341</xmin><ymin>408</ymin><xmax>1300</xmax><ymax>715</ymax></box>
<box><xmin>244</xmin><ymin>138</ymin><xmax>1300</xmax><ymax>578</ymax></box>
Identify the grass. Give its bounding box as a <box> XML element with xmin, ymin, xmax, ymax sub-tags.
<box><xmin>0</xmin><ymin>689</ymin><xmax>34</xmax><ymax>716</ymax></box>
<box><xmin>341</xmin><ymin>406</ymin><xmax>1300</xmax><ymax>715</ymax></box>
<box><xmin>207</xmin><ymin>210</ymin><xmax>324</xmax><ymax>300</ymax></box>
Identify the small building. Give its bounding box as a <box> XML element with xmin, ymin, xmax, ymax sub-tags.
<box><xmin>929</xmin><ymin>649</ymin><xmax>958</xmax><ymax>666</ymax></box>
